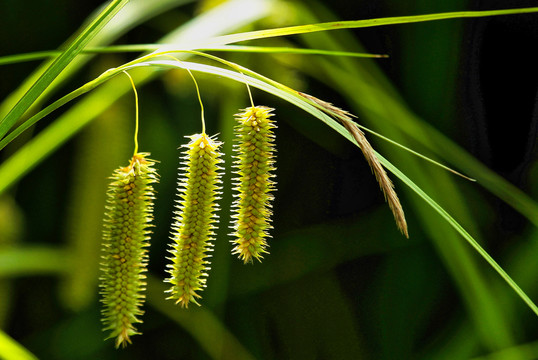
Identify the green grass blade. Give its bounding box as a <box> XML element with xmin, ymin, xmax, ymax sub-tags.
<box><xmin>0</xmin><ymin>52</ymin><xmax>60</xmax><ymax>66</ymax></box>
<box><xmin>3</xmin><ymin>6</ymin><xmax>535</xmax><ymax>67</ymax></box>
<box><xmin>405</xmin><ymin>121</ymin><xmax>538</xmax><ymax>227</ymax></box>
<box><xmin>0</xmin><ymin>73</ymin><xmax>133</xmax><ymax>195</ymax></box>
<box><xmin>292</xmin><ymin>18</ymin><xmax>538</xmax><ymax>229</ymax></box>
<box><xmin>197</xmin><ymin>45</ymin><xmax>388</xmax><ymax>57</ymax></box>
<box><xmin>379</xmin><ymin>155</ymin><xmax>538</xmax><ymax>317</ymax></box>
<box><xmin>356</xmin><ymin>125</ymin><xmax>475</xmax><ymax>181</ymax></box>
<box><xmin>0</xmin><ymin>0</ymin><xmax>193</xmax><ymax>122</ymax></box>
<box><xmin>0</xmin><ymin>246</ymin><xmax>69</xmax><ymax>277</ymax></box>
<box><xmin>0</xmin><ymin>0</ymin><xmax>273</xmax><ymax>195</ymax></box>
<box><xmin>0</xmin><ymin>45</ymin><xmax>379</xmax><ymax>152</ymax></box>
<box><xmin>0</xmin><ymin>0</ymin><xmax>129</xmax><ymax>140</ymax></box>
<box><xmin>0</xmin><ymin>330</ymin><xmax>37</xmax><ymax>360</ymax></box>
<box><xmin>0</xmin><ymin>68</ymin><xmax>122</xmax><ymax>152</ymax></box>
<box><xmin>206</xmin><ymin>7</ymin><xmax>538</xmax><ymax>45</ymax></box>
<box><xmin>0</xmin><ymin>45</ymin><xmax>386</xmax><ymax>66</ymax></box>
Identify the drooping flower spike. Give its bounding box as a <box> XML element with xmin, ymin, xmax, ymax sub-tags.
<box><xmin>165</xmin><ymin>133</ymin><xmax>223</xmax><ymax>307</ymax></box>
<box><xmin>100</xmin><ymin>153</ymin><xmax>158</xmax><ymax>348</ymax></box>
<box><xmin>230</xmin><ymin>106</ymin><xmax>276</xmax><ymax>263</ymax></box>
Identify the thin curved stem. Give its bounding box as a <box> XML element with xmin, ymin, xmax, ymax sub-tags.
<box><xmin>123</xmin><ymin>71</ymin><xmax>139</xmax><ymax>156</ymax></box>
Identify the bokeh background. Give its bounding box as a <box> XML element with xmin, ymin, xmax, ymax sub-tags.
<box><xmin>1</xmin><ymin>0</ymin><xmax>538</xmax><ymax>359</ymax></box>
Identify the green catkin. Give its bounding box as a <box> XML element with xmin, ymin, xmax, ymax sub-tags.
<box><xmin>231</xmin><ymin>106</ymin><xmax>276</xmax><ymax>263</ymax></box>
<box><xmin>165</xmin><ymin>133</ymin><xmax>223</xmax><ymax>308</ymax></box>
<box><xmin>100</xmin><ymin>153</ymin><xmax>158</xmax><ymax>348</ymax></box>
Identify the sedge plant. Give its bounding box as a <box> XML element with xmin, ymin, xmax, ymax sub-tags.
<box><xmin>1</xmin><ymin>1</ymin><xmax>538</xmax><ymax>357</ymax></box>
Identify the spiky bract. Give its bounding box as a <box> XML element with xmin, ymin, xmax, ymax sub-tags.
<box><xmin>231</xmin><ymin>106</ymin><xmax>276</xmax><ymax>263</ymax></box>
<box><xmin>165</xmin><ymin>133</ymin><xmax>223</xmax><ymax>308</ymax></box>
<box><xmin>100</xmin><ymin>153</ymin><xmax>158</xmax><ymax>348</ymax></box>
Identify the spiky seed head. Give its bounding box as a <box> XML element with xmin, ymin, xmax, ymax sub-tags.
<box><xmin>165</xmin><ymin>133</ymin><xmax>223</xmax><ymax>308</ymax></box>
<box><xmin>100</xmin><ymin>152</ymin><xmax>158</xmax><ymax>348</ymax></box>
<box><xmin>230</xmin><ymin>106</ymin><xmax>276</xmax><ymax>263</ymax></box>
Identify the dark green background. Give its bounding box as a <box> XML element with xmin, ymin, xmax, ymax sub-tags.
<box><xmin>1</xmin><ymin>0</ymin><xmax>537</xmax><ymax>359</ymax></box>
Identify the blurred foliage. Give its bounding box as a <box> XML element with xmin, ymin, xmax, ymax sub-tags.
<box><xmin>1</xmin><ymin>0</ymin><xmax>538</xmax><ymax>359</ymax></box>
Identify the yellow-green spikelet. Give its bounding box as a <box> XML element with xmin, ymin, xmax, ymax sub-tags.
<box><xmin>165</xmin><ymin>133</ymin><xmax>223</xmax><ymax>308</ymax></box>
<box><xmin>100</xmin><ymin>153</ymin><xmax>158</xmax><ymax>348</ymax></box>
<box><xmin>231</xmin><ymin>106</ymin><xmax>276</xmax><ymax>263</ymax></box>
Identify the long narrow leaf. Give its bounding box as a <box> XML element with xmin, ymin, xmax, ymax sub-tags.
<box><xmin>0</xmin><ymin>0</ymin><xmax>194</xmax><ymax>122</ymax></box>
<box><xmin>0</xmin><ymin>45</ymin><xmax>385</xmax><ymax>66</ymax></box>
<box><xmin>0</xmin><ymin>68</ymin><xmax>122</xmax><ymax>152</ymax></box>
<box><xmin>0</xmin><ymin>0</ymin><xmax>129</xmax><ymax>140</ymax></box>
<box><xmin>0</xmin><ymin>330</ymin><xmax>37</xmax><ymax>360</ymax></box>
<box><xmin>203</xmin><ymin>7</ymin><xmax>538</xmax><ymax>46</ymax></box>
<box><xmin>0</xmin><ymin>246</ymin><xmax>69</xmax><ymax>277</ymax></box>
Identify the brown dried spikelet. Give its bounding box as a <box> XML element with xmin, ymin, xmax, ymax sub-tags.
<box><xmin>298</xmin><ymin>92</ymin><xmax>408</xmax><ymax>237</ymax></box>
